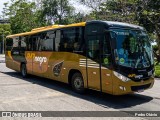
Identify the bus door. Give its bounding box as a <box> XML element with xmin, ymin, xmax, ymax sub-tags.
<box><xmin>87</xmin><ymin>35</ymin><xmax>101</xmax><ymax>90</ymax></box>
<box><xmin>86</xmin><ymin>30</ymin><xmax>112</xmax><ymax>93</ymax></box>
<box><xmin>100</xmin><ymin>33</ymin><xmax>112</xmax><ymax>93</ymax></box>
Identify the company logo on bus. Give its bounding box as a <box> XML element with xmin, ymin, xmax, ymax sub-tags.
<box><xmin>27</xmin><ymin>53</ymin><xmax>35</xmax><ymax>59</ymax></box>
<box><xmin>26</xmin><ymin>53</ymin><xmax>48</xmax><ymax>66</ymax></box>
<box><xmin>34</xmin><ymin>56</ymin><xmax>47</xmax><ymax>66</ymax></box>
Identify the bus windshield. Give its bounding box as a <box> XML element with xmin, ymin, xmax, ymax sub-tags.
<box><xmin>111</xmin><ymin>29</ymin><xmax>154</xmax><ymax>69</ymax></box>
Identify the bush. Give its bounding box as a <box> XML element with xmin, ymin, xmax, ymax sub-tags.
<box><xmin>155</xmin><ymin>64</ymin><xmax>160</xmax><ymax>77</ymax></box>
<box><xmin>153</xmin><ymin>45</ymin><xmax>158</xmax><ymax>52</ymax></box>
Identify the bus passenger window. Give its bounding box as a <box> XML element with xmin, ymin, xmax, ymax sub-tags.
<box><xmin>32</xmin><ymin>36</ymin><xmax>38</xmax><ymax>51</ymax></box>
<box><xmin>27</xmin><ymin>36</ymin><xmax>32</xmax><ymax>51</ymax></box>
<box><xmin>13</xmin><ymin>37</ymin><xmax>19</xmax><ymax>48</ymax></box>
<box><xmin>12</xmin><ymin>37</ymin><xmax>20</xmax><ymax>52</ymax></box>
<box><xmin>41</xmin><ymin>31</ymin><xmax>55</xmax><ymax>51</ymax></box>
<box><xmin>20</xmin><ymin>37</ymin><xmax>27</xmax><ymax>51</ymax></box>
<box><xmin>61</xmin><ymin>27</ymin><xmax>83</xmax><ymax>52</ymax></box>
<box><xmin>6</xmin><ymin>38</ymin><xmax>13</xmax><ymax>51</ymax></box>
<box><xmin>55</xmin><ymin>30</ymin><xmax>61</xmax><ymax>51</ymax></box>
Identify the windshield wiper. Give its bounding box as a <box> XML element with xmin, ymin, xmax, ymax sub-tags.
<box><xmin>144</xmin><ymin>48</ymin><xmax>152</xmax><ymax>67</ymax></box>
<box><xmin>134</xmin><ymin>36</ymin><xmax>151</xmax><ymax>68</ymax></box>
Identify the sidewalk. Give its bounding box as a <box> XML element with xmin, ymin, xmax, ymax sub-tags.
<box><xmin>0</xmin><ymin>54</ymin><xmax>5</xmax><ymax>63</ymax></box>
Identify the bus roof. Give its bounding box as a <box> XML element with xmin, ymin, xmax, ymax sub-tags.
<box><xmin>7</xmin><ymin>22</ymin><xmax>86</xmax><ymax>38</ymax></box>
<box><xmin>7</xmin><ymin>21</ymin><xmax>144</xmax><ymax>38</ymax></box>
<box><xmin>87</xmin><ymin>20</ymin><xmax>144</xmax><ymax>30</ymax></box>
<box><xmin>105</xmin><ymin>21</ymin><xmax>144</xmax><ymax>30</ymax></box>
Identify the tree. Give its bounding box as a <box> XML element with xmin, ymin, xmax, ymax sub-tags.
<box><xmin>79</xmin><ymin>0</ymin><xmax>106</xmax><ymax>19</ymax></box>
<box><xmin>136</xmin><ymin>0</ymin><xmax>160</xmax><ymax>63</ymax></box>
<box><xmin>90</xmin><ymin>0</ymin><xmax>138</xmax><ymax>23</ymax></box>
<box><xmin>41</xmin><ymin>0</ymin><xmax>74</xmax><ymax>25</ymax></box>
<box><xmin>3</xmin><ymin>0</ymin><xmax>45</xmax><ymax>34</ymax></box>
<box><xmin>0</xmin><ymin>24</ymin><xmax>11</xmax><ymax>53</ymax></box>
<box><xmin>60</xmin><ymin>12</ymin><xmax>85</xmax><ymax>24</ymax></box>
<box><xmin>0</xmin><ymin>24</ymin><xmax>11</xmax><ymax>36</ymax></box>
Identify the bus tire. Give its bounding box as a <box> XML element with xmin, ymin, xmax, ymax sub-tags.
<box><xmin>71</xmin><ymin>73</ymin><xmax>85</xmax><ymax>94</ymax></box>
<box><xmin>21</xmin><ymin>64</ymin><xmax>27</xmax><ymax>78</ymax></box>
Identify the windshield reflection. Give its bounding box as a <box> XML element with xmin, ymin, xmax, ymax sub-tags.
<box><xmin>111</xmin><ymin>29</ymin><xmax>154</xmax><ymax>68</ymax></box>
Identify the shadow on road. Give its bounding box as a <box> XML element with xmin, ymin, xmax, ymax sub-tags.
<box><xmin>1</xmin><ymin>71</ymin><xmax>153</xmax><ymax>109</ymax></box>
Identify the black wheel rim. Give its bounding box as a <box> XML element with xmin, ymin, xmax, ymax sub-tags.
<box><xmin>74</xmin><ymin>77</ymin><xmax>83</xmax><ymax>90</ymax></box>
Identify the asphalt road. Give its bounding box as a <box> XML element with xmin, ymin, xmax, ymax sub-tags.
<box><xmin>0</xmin><ymin>61</ymin><xmax>160</xmax><ymax>120</ymax></box>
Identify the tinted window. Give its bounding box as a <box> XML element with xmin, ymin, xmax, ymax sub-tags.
<box><xmin>87</xmin><ymin>35</ymin><xmax>100</xmax><ymax>62</ymax></box>
<box><xmin>25</xmin><ymin>35</ymin><xmax>40</xmax><ymax>51</ymax></box>
<box><xmin>6</xmin><ymin>38</ymin><xmax>13</xmax><ymax>51</ymax></box>
<box><xmin>41</xmin><ymin>31</ymin><xmax>55</xmax><ymax>51</ymax></box>
<box><xmin>86</xmin><ymin>24</ymin><xmax>103</xmax><ymax>35</ymax></box>
<box><xmin>20</xmin><ymin>37</ymin><xmax>27</xmax><ymax>51</ymax></box>
<box><xmin>13</xmin><ymin>37</ymin><xmax>19</xmax><ymax>48</ymax></box>
<box><xmin>60</xmin><ymin>27</ymin><xmax>83</xmax><ymax>52</ymax></box>
<box><xmin>55</xmin><ymin>30</ymin><xmax>61</xmax><ymax>51</ymax></box>
<box><xmin>101</xmin><ymin>33</ymin><xmax>111</xmax><ymax>66</ymax></box>
<box><xmin>26</xmin><ymin>35</ymin><xmax>40</xmax><ymax>51</ymax></box>
<box><xmin>32</xmin><ymin>35</ymin><xmax>39</xmax><ymax>51</ymax></box>
<box><xmin>12</xmin><ymin>37</ymin><xmax>20</xmax><ymax>52</ymax></box>
<box><xmin>26</xmin><ymin>36</ymin><xmax>32</xmax><ymax>51</ymax></box>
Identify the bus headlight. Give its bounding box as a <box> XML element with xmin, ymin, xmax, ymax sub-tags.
<box><xmin>113</xmin><ymin>71</ymin><xmax>131</xmax><ymax>82</ymax></box>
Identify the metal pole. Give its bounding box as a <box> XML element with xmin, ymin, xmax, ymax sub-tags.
<box><xmin>2</xmin><ymin>14</ymin><xmax>5</xmax><ymax>54</ymax></box>
<box><xmin>2</xmin><ymin>32</ymin><xmax>4</xmax><ymax>54</ymax></box>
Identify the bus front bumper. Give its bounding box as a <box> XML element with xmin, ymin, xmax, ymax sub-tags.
<box><xmin>112</xmin><ymin>77</ymin><xmax>154</xmax><ymax>95</ymax></box>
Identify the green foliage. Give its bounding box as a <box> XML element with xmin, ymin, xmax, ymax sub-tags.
<box><xmin>102</xmin><ymin>0</ymin><xmax>138</xmax><ymax>23</ymax></box>
<box><xmin>155</xmin><ymin>64</ymin><xmax>160</xmax><ymax>77</ymax></box>
<box><xmin>0</xmin><ymin>24</ymin><xmax>11</xmax><ymax>42</ymax></box>
<box><xmin>153</xmin><ymin>45</ymin><xmax>158</xmax><ymax>52</ymax></box>
<box><xmin>81</xmin><ymin>0</ymin><xmax>160</xmax><ymax>33</ymax></box>
<box><xmin>136</xmin><ymin>0</ymin><xmax>160</xmax><ymax>63</ymax></box>
<box><xmin>41</xmin><ymin>0</ymin><xmax>74</xmax><ymax>25</ymax></box>
<box><xmin>137</xmin><ymin>0</ymin><xmax>160</xmax><ymax>33</ymax></box>
<box><xmin>3</xmin><ymin>0</ymin><xmax>79</xmax><ymax>33</ymax></box>
<box><xmin>3</xmin><ymin>0</ymin><xmax>45</xmax><ymax>34</ymax></box>
<box><xmin>79</xmin><ymin>0</ymin><xmax>105</xmax><ymax>19</ymax></box>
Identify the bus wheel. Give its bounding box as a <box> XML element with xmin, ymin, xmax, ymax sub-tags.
<box><xmin>21</xmin><ymin>64</ymin><xmax>27</xmax><ymax>78</ymax></box>
<box><xmin>71</xmin><ymin>73</ymin><xmax>85</xmax><ymax>94</ymax></box>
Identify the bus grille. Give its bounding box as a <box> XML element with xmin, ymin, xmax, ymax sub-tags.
<box><xmin>131</xmin><ymin>83</ymin><xmax>151</xmax><ymax>92</ymax></box>
<box><xmin>132</xmin><ymin>77</ymin><xmax>150</xmax><ymax>82</ymax></box>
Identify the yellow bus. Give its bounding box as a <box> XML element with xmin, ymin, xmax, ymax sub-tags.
<box><xmin>5</xmin><ymin>21</ymin><xmax>154</xmax><ymax>95</ymax></box>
